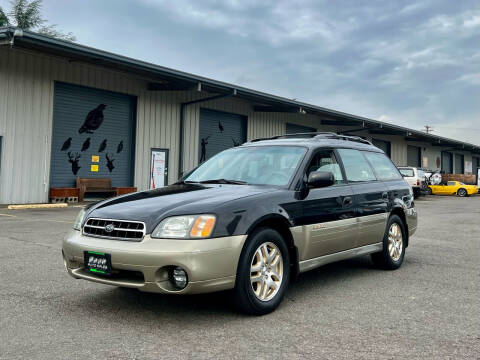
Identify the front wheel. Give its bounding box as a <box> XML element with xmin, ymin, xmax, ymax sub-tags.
<box><xmin>457</xmin><ymin>188</ymin><xmax>467</xmax><ymax>197</ymax></box>
<box><xmin>233</xmin><ymin>228</ymin><xmax>290</xmax><ymax>315</ymax></box>
<box><xmin>371</xmin><ymin>215</ymin><xmax>406</xmax><ymax>270</ymax></box>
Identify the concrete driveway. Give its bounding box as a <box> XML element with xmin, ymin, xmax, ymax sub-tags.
<box><xmin>0</xmin><ymin>197</ymin><xmax>479</xmax><ymax>359</ymax></box>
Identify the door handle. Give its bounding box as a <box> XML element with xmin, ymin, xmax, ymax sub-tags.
<box><xmin>382</xmin><ymin>192</ymin><xmax>389</xmax><ymax>200</ymax></box>
<box><xmin>343</xmin><ymin>196</ymin><xmax>352</xmax><ymax>206</ymax></box>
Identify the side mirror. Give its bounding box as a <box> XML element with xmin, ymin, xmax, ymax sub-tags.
<box><xmin>308</xmin><ymin>171</ymin><xmax>335</xmax><ymax>188</ymax></box>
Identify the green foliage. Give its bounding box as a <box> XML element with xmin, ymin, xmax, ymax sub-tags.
<box><xmin>0</xmin><ymin>7</ymin><xmax>9</xmax><ymax>27</ymax></box>
<box><xmin>2</xmin><ymin>0</ymin><xmax>75</xmax><ymax>41</ymax></box>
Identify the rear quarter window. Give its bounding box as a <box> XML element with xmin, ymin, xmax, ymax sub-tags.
<box><xmin>363</xmin><ymin>152</ymin><xmax>402</xmax><ymax>181</ymax></box>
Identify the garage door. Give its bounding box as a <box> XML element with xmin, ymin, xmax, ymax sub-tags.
<box><xmin>286</xmin><ymin>123</ymin><xmax>316</xmax><ymax>135</ymax></box>
<box><xmin>199</xmin><ymin>108</ymin><xmax>247</xmax><ymax>162</ymax></box>
<box><xmin>454</xmin><ymin>154</ymin><xmax>464</xmax><ymax>174</ymax></box>
<box><xmin>442</xmin><ymin>152</ymin><xmax>453</xmax><ymax>173</ymax></box>
<box><xmin>407</xmin><ymin>145</ymin><xmax>421</xmax><ymax>167</ymax></box>
<box><xmin>372</xmin><ymin>139</ymin><xmax>391</xmax><ymax>158</ymax></box>
<box><xmin>50</xmin><ymin>82</ymin><xmax>136</xmax><ymax>188</ymax></box>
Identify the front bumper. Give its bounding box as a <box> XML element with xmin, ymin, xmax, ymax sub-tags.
<box><xmin>62</xmin><ymin>230</ymin><xmax>247</xmax><ymax>294</ymax></box>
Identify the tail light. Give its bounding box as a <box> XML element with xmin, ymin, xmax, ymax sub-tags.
<box><xmin>417</xmin><ymin>179</ymin><xmax>420</xmax><ymax>186</ymax></box>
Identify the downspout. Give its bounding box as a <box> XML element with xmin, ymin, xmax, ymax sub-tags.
<box><xmin>178</xmin><ymin>88</ymin><xmax>237</xmax><ymax>179</ymax></box>
<box><xmin>0</xmin><ymin>27</ymin><xmax>23</xmax><ymax>46</ymax></box>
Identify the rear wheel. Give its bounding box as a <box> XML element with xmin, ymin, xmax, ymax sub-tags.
<box><xmin>233</xmin><ymin>227</ymin><xmax>290</xmax><ymax>315</ymax></box>
<box><xmin>371</xmin><ymin>215</ymin><xmax>406</xmax><ymax>270</ymax></box>
<box><xmin>457</xmin><ymin>188</ymin><xmax>467</xmax><ymax>197</ymax></box>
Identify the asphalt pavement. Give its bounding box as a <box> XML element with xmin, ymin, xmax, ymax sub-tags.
<box><xmin>0</xmin><ymin>196</ymin><xmax>479</xmax><ymax>359</ymax></box>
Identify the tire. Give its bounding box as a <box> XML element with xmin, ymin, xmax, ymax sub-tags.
<box><xmin>371</xmin><ymin>215</ymin><xmax>406</xmax><ymax>270</ymax></box>
<box><xmin>233</xmin><ymin>227</ymin><xmax>290</xmax><ymax>315</ymax></box>
<box><xmin>457</xmin><ymin>188</ymin><xmax>467</xmax><ymax>197</ymax></box>
<box><xmin>426</xmin><ymin>187</ymin><xmax>433</xmax><ymax>195</ymax></box>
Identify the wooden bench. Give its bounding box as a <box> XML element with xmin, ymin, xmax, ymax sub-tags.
<box><xmin>76</xmin><ymin>177</ymin><xmax>117</xmax><ymax>202</ymax></box>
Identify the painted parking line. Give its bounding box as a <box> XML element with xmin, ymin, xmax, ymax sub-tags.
<box><xmin>0</xmin><ymin>213</ymin><xmax>73</xmax><ymax>223</ymax></box>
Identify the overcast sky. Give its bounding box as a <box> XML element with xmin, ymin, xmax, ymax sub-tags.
<box><xmin>2</xmin><ymin>0</ymin><xmax>479</xmax><ymax>143</ymax></box>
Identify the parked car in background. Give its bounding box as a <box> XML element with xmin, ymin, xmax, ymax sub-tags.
<box><xmin>428</xmin><ymin>181</ymin><xmax>478</xmax><ymax>197</ymax></box>
<box><xmin>398</xmin><ymin>167</ymin><xmax>426</xmax><ymax>198</ymax></box>
<box><xmin>63</xmin><ymin>133</ymin><xmax>417</xmax><ymax>315</ymax></box>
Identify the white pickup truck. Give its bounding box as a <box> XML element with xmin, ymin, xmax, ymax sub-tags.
<box><xmin>398</xmin><ymin>167</ymin><xmax>426</xmax><ymax>198</ymax></box>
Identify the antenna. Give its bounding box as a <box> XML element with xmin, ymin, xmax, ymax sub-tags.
<box><xmin>423</xmin><ymin>125</ymin><xmax>434</xmax><ymax>134</ymax></box>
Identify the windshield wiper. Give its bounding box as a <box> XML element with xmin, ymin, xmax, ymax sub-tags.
<box><xmin>198</xmin><ymin>179</ymin><xmax>248</xmax><ymax>185</ymax></box>
<box><xmin>174</xmin><ymin>180</ymin><xmax>200</xmax><ymax>185</ymax></box>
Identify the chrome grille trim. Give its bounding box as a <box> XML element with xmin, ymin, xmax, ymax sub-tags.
<box><xmin>82</xmin><ymin>218</ymin><xmax>146</xmax><ymax>241</ymax></box>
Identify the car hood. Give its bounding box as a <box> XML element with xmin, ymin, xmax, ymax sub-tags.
<box><xmin>85</xmin><ymin>183</ymin><xmax>279</xmax><ymax>232</ymax></box>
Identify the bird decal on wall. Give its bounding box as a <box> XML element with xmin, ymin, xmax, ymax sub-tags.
<box><xmin>78</xmin><ymin>104</ymin><xmax>107</xmax><ymax>134</ymax></box>
<box><xmin>218</xmin><ymin>121</ymin><xmax>224</xmax><ymax>133</ymax></box>
<box><xmin>117</xmin><ymin>140</ymin><xmax>124</xmax><ymax>154</ymax></box>
<box><xmin>67</xmin><ymin>152</ymin><xmax>81</xmax><ymax>175</ymax></box>
<box><xmin>98</xmin><ymin>139</ymin><xmax>107</xmax><ymax>153</ymax></box>
<box><xmin>81</xmin><ymin>138</ymin><xmax>91</xmax><ymax>152</ymax></box>
<box><xmin>231</xmin><ymin>137</ymin><xmax>240</xmax><ymax>147</ymax></box>
<box><xmin>60</xmin><ymin>138</ymin><xmax>72</xmax><ymax>151</ymax></box>
<box><xmin>106</xmin><ymin>153</ymin><xmax>115</xmax><ymax>172</ymax></box>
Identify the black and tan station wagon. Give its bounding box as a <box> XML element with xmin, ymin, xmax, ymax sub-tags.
<box><xmin>63</xmin><ymin>132</ymin><xmax>417</xmax><ymax>315</ymax></box>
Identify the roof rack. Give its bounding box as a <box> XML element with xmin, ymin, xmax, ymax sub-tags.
<box><xmin>249</xmin><ymin>132</ymin><xmax>372</xmax><ymax>145</ymax></box>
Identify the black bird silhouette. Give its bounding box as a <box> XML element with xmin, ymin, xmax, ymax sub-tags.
<box><xmin>218</xmin><ymin>121</ymin><xmax>224</xmax><ymax>132</ymax></box>
<box><xmin>78</xmin><ymin>104</ymin><xmax>107</xmax><ymax>134</ymax></box>
<box><xmin>81</xmin><ymin>137</ymin><xmax>91</xmax><ymax>152</ymax></box>
<box><xmin>98</xmin><ymin>139</ymin><xmax>107</xmax><ymax>153</ymax></box>
<box><xmin>60</xmin><ymin>137</ymin><xmax>72</xmax><ymax>151</ymax></box>
<box><xmin>116</xmin><ymin>140</ymin><xmax>124</xmax><ymax>154</ymax></box>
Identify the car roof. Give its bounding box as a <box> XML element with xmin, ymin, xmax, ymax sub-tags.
<box><xmin>240</xmin><ymin>133</ymin><xmax>383</xmax><ymax>152</ymax></box>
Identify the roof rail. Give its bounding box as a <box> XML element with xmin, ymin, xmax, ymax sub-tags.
<box><xmin>249</xmin><ymin>132</ymin><xmax>372</xmax><ymax>145</ymax></box>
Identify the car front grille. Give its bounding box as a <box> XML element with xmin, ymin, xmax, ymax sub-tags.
<box><xmin>83</xmin><ymin>218</ymin><xmax>146</xmax><ymax>241</ymax></box>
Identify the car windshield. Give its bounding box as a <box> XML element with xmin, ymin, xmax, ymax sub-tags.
<box><xmin>184</xmin><ymin>146</ymin><xmax>307</xmax><ymax>186</ymax></box>
<box><xmin>399</xmin><ymin>168</ymin><xmax>414</xmax><ymax>177</ymax></box>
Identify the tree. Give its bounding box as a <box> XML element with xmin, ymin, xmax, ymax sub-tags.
<box><xmin>0</xmin><ymin>0</ymin><xmax>75</xmax><ymax>41</ymax></box>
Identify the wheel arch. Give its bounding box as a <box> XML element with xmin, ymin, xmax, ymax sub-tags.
<box><xmin>245</xmin><ymin>215</ymin><xmax>299</xmax><ymax>282</ymax></box>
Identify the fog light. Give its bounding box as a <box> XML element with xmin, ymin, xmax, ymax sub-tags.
<box><xmin>170</xmin><ymin>267</ymin><xmax>188</xmax><ymax>289</ymax></box>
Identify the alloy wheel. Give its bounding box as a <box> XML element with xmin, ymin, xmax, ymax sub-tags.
<box><xmin>250</xmin><ymin>242</ymin><xmax>283</xmax><ymax>302</ymax></box>
<box><xmin>388</xmin><ymin>223</ymin><xmax>403</xmax><ymax>262</ymax></box>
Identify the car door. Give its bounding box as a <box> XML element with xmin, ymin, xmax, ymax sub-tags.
<box><xmin>296</xmin><ymin>149</ymin><xmax>356</xmax><ymax>260</ymax></box>
<box><xmin>337</xmin><ymin>149</ymin><xmax>389</xmax><ymax>248</ymax></box>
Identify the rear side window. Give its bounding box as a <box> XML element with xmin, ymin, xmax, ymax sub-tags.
<box><xmin>399</xmin><ymin>168</ymin><xmax>414</xmax><ymax>177</ymax></box>
<box><xmin>363</xmin><ymin>152</ymin><xmax>402</xmax><ymax>180</ymax></box>
<box><xmin>337</xmin><ymin>149</ymin><xmax>376</xmax><ymax>182</ymax></box>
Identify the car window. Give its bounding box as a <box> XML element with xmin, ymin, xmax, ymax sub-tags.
<box><xmin>306</xmin><ymin>150</ymin><xmax>344</xmax><ymax>184</ymax></box>
<box><xmin>399</xmin><ymin>168</ymin><xmax>414</xmax><ymax>177</ymax></box>
<box><xmin>447</xmin><ymin>181</ymin><xmax>456</xmax><ymax>186</ymax></box>
<box><xmin>458</xmin><ymin>182</ymin><xmax>465</xmax><ymax>185</ymax></box>
<box><xmin>337</xmin><ymin>148</ymin><xmax>376</xmax><ymax>182</ymax></box>
<box><xmin>363</xmin><ymin>152</ymin><xmax>402</xmax><ymax>181</ymax></box>
<box><xmin>184</xmin><ymin>145</ymin><xmax>307</xmax><ymax>186</ymax></box>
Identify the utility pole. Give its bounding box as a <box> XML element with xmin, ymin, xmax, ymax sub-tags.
<box><xmin>423</xmin><ymin>125</ymin><xmax>434</xmax><ymax>134</ymax></box>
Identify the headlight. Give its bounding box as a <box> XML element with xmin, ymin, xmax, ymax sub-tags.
<box><xmin>73</xmin><ymin>208</ymin><xmax>86</xmax><ymax>231</ymax></box>
<box><xmin>151</xmin><ymin>214</ymin><xmax>216</xmax><ymax>239</ymax></box>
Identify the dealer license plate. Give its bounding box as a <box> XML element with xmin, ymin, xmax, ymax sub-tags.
<box><xmin>84</xmin><ymin>251</ymin><xmax>112</xmax><ymax>276</ymax></box>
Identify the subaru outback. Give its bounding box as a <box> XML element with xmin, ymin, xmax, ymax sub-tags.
<box><xmin>63</xmin><ymin>133</ymin><xmax>417</xmax><ymax>315</ymax></box>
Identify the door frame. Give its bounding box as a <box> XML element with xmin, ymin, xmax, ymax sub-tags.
<box><xmin>149</xmin><ymin>148</ymin><xmax>169</xmax><ymax>189</ymax></box>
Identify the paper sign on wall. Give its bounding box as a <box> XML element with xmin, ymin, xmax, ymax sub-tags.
<box><xmin>465</xmin><ymin>161</ymin><xmax>472</xmax><ymax>173</ymax></box>
<box><xmin>91</xmin><ymin>155</ymin><xmax>99</xmax><ymax>163</ymax></box>
<box><xmin>150</xmin><ymin>150</ymin><xmax>167</xmax><ymax>189</ymax></box>
<box><xmin>422</xmin><ymin>157</ymin><xmax>428</xmax><ymax>168</ymax></box>
<box><xmin>91</xmin><ymin>164</ymin><xmax>99</xmax><ymax>172</ymax></box>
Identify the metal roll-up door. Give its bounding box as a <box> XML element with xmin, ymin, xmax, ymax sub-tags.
<box><xmin>372</xmin><ymin>139</ymin><xmax>391</xmax><ymax>158</ymax></box>
<box><xmin>286</xmin><ymin>123</ymin><xmax>316</xmax><ymax>135</ymax></box>
<box><xmin>454</xmin><ymin>154</ymin><xmax>464</xmax><ymax>174</ymax></box>
<box><xmin>407</xmin><ymin>145</ymin><xmax>421</xmax><ymax>167</ymax></box>
<box><xmin>199</xmin><ymin>108</ymin><xmax>247</xmax><ymax>162</ymax></box>
<box><xmin>442</xmin><ymin>152</ymin><xmax>453</xmax><ymax>173</ymax></box>
<box><xmin>50</xmin><ymin>82</ymin><xmax>136</xmax><ymax>188</ymax></box>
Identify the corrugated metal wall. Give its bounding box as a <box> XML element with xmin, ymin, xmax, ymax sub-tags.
<box><xmin>0</xmin><ymin>46</ymin><xmax>477</xmax><ymax>203</ymax></box>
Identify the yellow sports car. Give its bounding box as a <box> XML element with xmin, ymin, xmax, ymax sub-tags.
<box><xmin>428</xmin><ymin>181</ymin><xmax>478</xmax><ymax>197</ymax></box>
